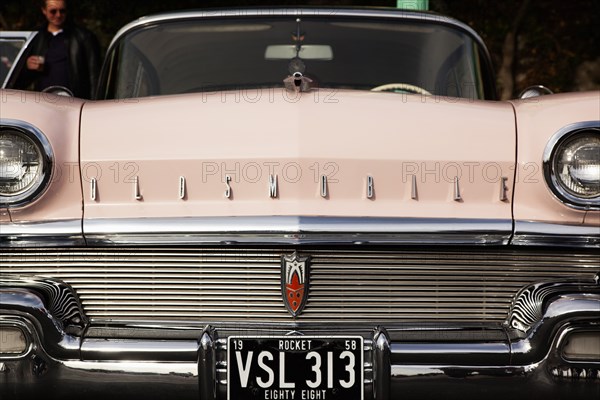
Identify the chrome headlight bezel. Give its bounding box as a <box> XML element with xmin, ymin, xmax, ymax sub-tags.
<box><xmin>543</xmin><ymin>121</ymin><xmax>600</xmax><ymax>210</ymax></box>
<box><xmin>0</xmin><ymin>120</ymin><xmax>53</xmax><ymax>207</ymax></box>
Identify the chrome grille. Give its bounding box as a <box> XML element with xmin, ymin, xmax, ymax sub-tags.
<box><xmin>1</xmin><ymin>248</ymin><xmax>597</xmax><ymax>323</ymax></box>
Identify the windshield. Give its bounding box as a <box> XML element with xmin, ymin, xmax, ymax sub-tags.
<box><xmin>102</xmin><ymin>16</ymin><xmax>488</xmax><ymax>100</ymax></box>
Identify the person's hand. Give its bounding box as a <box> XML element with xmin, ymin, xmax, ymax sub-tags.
<box><xmin>26</xmin><ymin>55</ymin><xmax>45</xmax><ymax>71</ymax></box>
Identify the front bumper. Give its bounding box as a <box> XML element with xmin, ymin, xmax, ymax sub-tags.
<box><xmin>1</xmin><ymin>281</ymin><xmax>599</xmax><ymax>400</ymax></box>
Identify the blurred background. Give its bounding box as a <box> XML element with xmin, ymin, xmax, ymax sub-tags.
<box><xmin>1</xmin><ymin>0</ymin><xmax>598</xmax><ymax>99</ymax></box>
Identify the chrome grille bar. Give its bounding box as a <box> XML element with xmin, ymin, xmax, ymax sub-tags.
<box><xmin>1</xmin><ymin>248</ymin><xmax>597</xmax><ymax>323</ymax></box>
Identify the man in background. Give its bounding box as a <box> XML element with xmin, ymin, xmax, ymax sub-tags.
<box><xmin>15</xmin><ymin>0</ymin><xmax>100</xmax><ymax>98</ymax></box>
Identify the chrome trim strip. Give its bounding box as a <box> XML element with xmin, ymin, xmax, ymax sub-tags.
<box><xmin>512</xmin><ymin>220</ymin><xmax>600</xmax><ymax>248</ymax></box>
<box><xmin>108</xmin><ymin>8</ymin><xmax>488</xmax><ymax>54</ymax></box>
<box><xmin>499</xmin><ymin>177</ymin><xmax>509</xmax><ymax>202</ymax></box>
<box><xmin>542</xmin><ymin>121</ymin><xmax>600</xmax><ymax>210</ymax></box>
<box><xmin>90</xmin><ymin>178</ymin><xmax>97</xmax><ymax>201</ymax></box>
<box><xmin>134</xmin><ymin>176</ymin><xmax>142</xmax><ymax>200</ymax></box>
<box><xmin>411</xmin><ymin>175</ymin><xmax>418</xmax><ymax>200</ymax></box>
<box><xmin>81</xmin><ymin>338</ymin><xmax>199</xmax><ymax>361</ymax></box>
<box><xmin>3</xmin><ymin>218</ymin><xmax>595</xmax><ymax>247</ymax></box>
<box><xmin>63</xmin><ymin>360</ymin><xmax>198</xmax><ymax>376</ymax></box>
<box><xmin>268</xmin><ymin>174</ymin><xmax>278</xmax><ymax>198</ymax></box>
<box><xmin>199</xmin><ymin>327</ymin><xmax>216</xmax><ymax>400</ymax></box>
<box><xmin>373</xmin><ymin>327</ymin><xmax>391</xmax><ymax>400</ymax></box>
<box><xmin>83</xmin><ymin>216</ymin><xmax>512</xmax><ymax>245</ymax></box>
<box><xmin>224</xmin><ymin>175</ymin><xmax>232</xmax><ymax>199</ymax></box>
<box><xmin>179</xmin><ymin>176</ymin><xmax>186</xmax><ymax>200</ymax></box>
<box><xmin>367</xmin><ymin>175</ymin><xmax>374</xmax><ymax>199</ymax></box>
<box><xmin>453</xmin><ymin>176</ymin><xmax>462</xmax><ymax>201</ymax></box>
<box><xmin>320</xmin><ymin>175</ymin><xmax>327</xmax><ymax>198</ymax></box>
<box><xmin>0</xmin><ymin>219</ymin><xmax>84</xmax><ymax>247</ymax></box>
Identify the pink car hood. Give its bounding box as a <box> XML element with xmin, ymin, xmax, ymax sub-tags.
<box><xmin>80</xmin><ymin>90</ymin><xmax>515</xmax><ymax>223</ymax></box>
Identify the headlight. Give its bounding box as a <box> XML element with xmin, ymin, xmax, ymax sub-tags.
<box><xmin>0</xmin><ymin>121</ymin><xmax>53</xmax><ymax>207</ymax></box>
<box><xmin>555</xmin><ymin>133</ymin><xmax>600</xmax><ymax>197</ymax></box>
<box><xmin>544</xmin><ymin>122</ymin><xmax>600</xmax><ymax>209</ymax></box>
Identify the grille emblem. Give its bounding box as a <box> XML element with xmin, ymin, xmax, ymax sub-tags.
<box><xmin>281</xmin><ymin>252</ymin><xmax>310</xmax><ymax>317</ymax></box>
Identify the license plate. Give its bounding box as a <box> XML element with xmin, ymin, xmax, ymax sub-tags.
<box><xmin>227</xmin><ymin>336</ymin><xmax>363</xmax><ymax>400</ymax></box>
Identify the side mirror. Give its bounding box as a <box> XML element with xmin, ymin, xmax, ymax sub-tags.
<box><xmin>519</xmin><ymin>85</ymin><xmax>553</xmax><ymax>99</ymax></box>
<box><xmin>42</xmin><ymin>85</ymin><xmax>74</xmax><ymax>97</ymax></box>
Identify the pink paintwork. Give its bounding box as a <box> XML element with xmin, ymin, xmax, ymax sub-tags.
<box><xmin>3</xmin><ymin>88</ymin><xmax>598</xmax><ymax>228</ymax></box>
<box><xmin>1</xmin><ymin>90</ymin><xmax>84</xmax><ymax>224</ymax></box>
<box><xmin>79</xmin><ymin>90</ymin><xmax>515</xmax><ymax>221</ymax></box>
<box><xmin>511</xmin><ymin>91</ymin><xmax>600</xmax><ymax>227</ymax></box>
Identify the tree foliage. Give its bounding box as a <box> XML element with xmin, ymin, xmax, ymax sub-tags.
<box><xmin>1</xmin><ymin>0</ymin><xmax>598</xmax><ymax>97</ymax></box>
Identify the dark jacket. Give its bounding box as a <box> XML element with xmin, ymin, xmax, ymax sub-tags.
<box><xmin>13</xmin><ymin>22</ymin><xmax>101</xmax><ymax>99</ymax></box>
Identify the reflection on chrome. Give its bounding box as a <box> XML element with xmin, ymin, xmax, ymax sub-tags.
<box><xmin>64</xmin><ymin>361</ymin><xmax>197</xmax><ymax>376</ymax></box>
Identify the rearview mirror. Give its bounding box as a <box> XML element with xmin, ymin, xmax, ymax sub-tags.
<box><xmin>265</xmin><ymin>45</ymin><xmax>333</xmax><ymax>60</ymax></box>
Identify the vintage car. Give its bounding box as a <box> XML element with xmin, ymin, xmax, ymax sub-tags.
<box><xmin>1</xmin><ymin>7</ymin><xmax>599</xmax><ymax>400</ymax></box>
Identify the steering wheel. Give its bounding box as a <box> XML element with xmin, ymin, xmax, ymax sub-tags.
<box><xmin>371</xmin><ymin>83</ymin><xmax>432</xmax><ymax>96</ymax></box>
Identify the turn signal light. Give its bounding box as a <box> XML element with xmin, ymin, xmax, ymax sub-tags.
<box><xmin>563</xmin><ymin>332</ymin><xmax>600</xmax><ymax>361</ymax></box>
<box><xmin>0</xmin><ymin>326</ymin><xmax>28</xmax><ymax>355</ymax></box>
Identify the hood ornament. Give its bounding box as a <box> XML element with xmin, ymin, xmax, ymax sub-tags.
<box><xmin>284</xmin><ymin>71</ymin><xmax>313</xmax><ymax>93</ymax></box>
<box><xmin>281</xmin><ymin>252</ymin><xmax>310</xmax><ymax>317</ymax></box>
<box><xmin>283</xmin><ymin>18</ymin><xmax>313</xmax><ymax>93</ymax></box>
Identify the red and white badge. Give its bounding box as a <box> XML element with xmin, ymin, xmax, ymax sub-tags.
<box><xmin>281</xmin><ymin>252</ymin><xmax>310</xmax><ymax>317</ymax></box>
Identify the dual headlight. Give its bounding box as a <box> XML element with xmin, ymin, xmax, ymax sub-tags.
<box><xmin>544</xmin><ymin>122</ymin><xmax>600</xmax><ymax>209</ymax></box>
<box><xmin>0</xmin><ymin>121</ymin><xmax>53</xmax><ymax>207</ymax></box>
